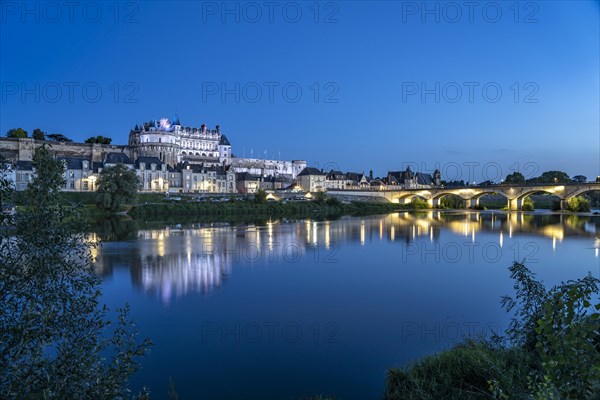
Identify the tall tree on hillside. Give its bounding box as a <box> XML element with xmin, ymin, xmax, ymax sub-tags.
<box><xmin>46</xmin><ymin>133</ymin><xmax>73</xmax><ymax>142</ymax></box>
<box><xmin>85</xmin><ymin>135</ymin><xmax>112</xmax><ymax>145</ymax></box>
<box><xmin>32</xmin><ymin>128</ymin><xmax>46</xmax><ymax>141</ymax></box>
<box><xmin>6</xmin><ymin>128</ymin><xmax>28</xmax><ymax>138</ymax></box>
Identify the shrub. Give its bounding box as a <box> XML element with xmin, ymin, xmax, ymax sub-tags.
<box><xmin>521</xmin><ymin>197</ymin><xmax>535</xmax><ymax>211</ymax></box>
<box><xmin>565</xmin><ymin>196</ymin><xmax>591</xmax><ymax>212</ymax></box>
<box><xmin>410</xmin><ymin>197</ymin><xmax>428</xmax><ymax>209</ymax></box>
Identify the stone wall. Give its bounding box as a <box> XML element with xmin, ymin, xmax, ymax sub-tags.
<box><xmin>0</xmin><ymin>138</ymin><xmax>131</xmax><ymax>162</ymax></box>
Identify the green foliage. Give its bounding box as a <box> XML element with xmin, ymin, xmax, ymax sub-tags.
<box><xmin>314</xmin><ymin>190</ymin><xmax>328</xmax><ymax>204</ymax></box>
<box><xmin>529</xmin><ymin>171</ymin><xmax>571</xmax><ymax>184</ymax></box>
<box><xmin>501</xmin><ymin>262</ymin><xmax>600</xmax><ymax>399</ymax></box>
<box><xmin>565</xmin><ymin>196</ymin><xmax>591</xmax><ymax>212</ymax></box>
<box><xmin>96</xmin><ymin>164</ymin><xmax>140</xmax><ymax>212</ymax></box>
<box><xmin>385</xmin><ymin>340</ymin><xmax>535</xmax><ymax>400</ymax></box>
<box><xmin>501</xmin><ymin>262</ymin><xmax>551</xmax><ymax>350</ymax></box>
<box><xmin>0</xmin><ymin>157</ymin><xmax>15</xmax><ymax>211</ymax></box>
<box><xmin>85</xmin><ymin>135</ymin><xmax>112</xmax><ymax>144</ymax></box>
<box><xmin>6</xmin><ymin>127</ymin><xmax>28</xmax><ymax>138</ymax></box>
<box><xmin>572</xmin><ymin>175</ymin><xmax>587</xmax><ymax>183</ymax></box>
<box><xmin>0</xmin><ymin>146</ymin><xmax>151</xmax><ymax>399</ymax></box>
<box><xmin>521</xmin><ymin>196</ymin><xmax>535</xmax><ymax>211</ymax></box>
<box><xmin>440</xmin><ymin>194</ymin><xmax>464</xmax><ymax>209</ymax></box>
<box><xmin>505</xmin><ymin>172</ymin><xmax>525</xmax><ymax>184</ymax></box>
<box><xmin>410</xmin><ymin>197</ymin><xmax>428</xmax><ymax>209</ymax></box>
<box><xmin>386</xmin><ymin>262</ymin><xmax>600</xmax><ymax>400</ymax></box>
<box><xmin>534</xmin><ymin>279</ymin><xmax>600</xmax><ymax>399</ymax></box>
<box><xmin>46</xmin><ymin>133</ymin><xmax>73</xmax><ymax>142</ymax></box>
<box><xmin>254</xmin><ymin>188</ymin><xmax>267</xmax><ymax>204</ymax></box>
<box><xmin>32</xmin><ymin>128</ymin><xmax>46</xmax><ymax>140</ymax></box>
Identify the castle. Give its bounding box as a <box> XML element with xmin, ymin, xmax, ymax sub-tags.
<box><xmin>0</xmin><ymin>116</ymin><xmax>307</xmax><ymax>193</ymax></box>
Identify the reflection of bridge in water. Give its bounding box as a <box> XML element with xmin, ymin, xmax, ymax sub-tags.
<box><xmin>93</xmin><ymin>212</ymin><xmax>600</xmax><ymax>302</ymax></box>
<box><xmin>329</xmin><ymin>183</ymin><xmax>600</xmax><ymax>210</ymax></box>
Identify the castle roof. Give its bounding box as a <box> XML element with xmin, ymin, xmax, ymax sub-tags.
<box><xmin>135</xmin><ymin>156</ymin><xmax>163</xmax><ymax>169</ymax></box>
<box><xmin>219</xmin><ymin>135</ymin><xmax>231</xmax><ymax>146</ymax></box>
<box><xmin>105</xmin><ymin>152</ymin><xmax>133</xmax><ymax>165</ymax></box>
<box><xmin>298</xmin><ymin>167</ymin><xmax>325</xmax><ymax>176</ymax></box>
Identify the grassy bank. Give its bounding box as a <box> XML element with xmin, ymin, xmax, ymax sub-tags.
<box><xmin>128</xmin><ymin>200</ymin><xmax>406</xmax><ymax>221</ymax></box>
<box><xmin>384</xmin><ymin>262</ymin><xmax>600</xmax><ymax>400</ymax></box>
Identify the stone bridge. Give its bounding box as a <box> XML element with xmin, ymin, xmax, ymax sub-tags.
<box><xmin>327</xmin><ymin>183</ymin><xmax>600</xmax><ymax>210</ymax></box>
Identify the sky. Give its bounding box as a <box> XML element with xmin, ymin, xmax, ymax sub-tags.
<box><xmin>1</xmin><ymin>0</ymin><xmax>599</xmax><ymax>182</ymax></box>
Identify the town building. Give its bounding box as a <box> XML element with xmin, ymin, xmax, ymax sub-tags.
<box><xmin>386</xmin><ymin>167</ymin><xmax>441</xmax><ymax>189</ymax></box>
<box><xmin>297</xmin><ymin>167</ymin><xmax>326</xmax><ymax>192</ymax></box>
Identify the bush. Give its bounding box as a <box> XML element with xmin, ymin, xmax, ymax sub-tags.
<box><xmin>254</xmin><ymin>189</ymin><xmax>267</xmax><ymax>204</ymax></box>
<box><xmin>440</xmin><ymin>195</ymin><xmax>464</xmax><ymax>209</ymax></box>
<box><xmin>410</xmin><ymin>197</ymin><xmax>428</xmax><ymax>209</ymax></box>
<box><xmin>565</xmin><ymin>196</ymin><xmax>591</xmax><ymax>212</ymax></box>
<box><xmin>521</xmin><ymin>197</ymin><xmax>535</xmax><ymax>211</ymax></box>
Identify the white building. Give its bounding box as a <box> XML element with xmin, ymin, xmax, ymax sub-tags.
<box><xmin>297</xmin><ymin>167</ymin><xmax>326</xmax><ymax>192</ymax></box>
<box><xmin>128</xmin><ymin>117</ymin><xmax>232</xmax><ymax>167</ymax></box>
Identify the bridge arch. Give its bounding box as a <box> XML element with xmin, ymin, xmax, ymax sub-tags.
<box><xmin>392</xmin><ymin>193</ymin><xmax>429</xmax><ymax>205</ymax></box>
<box><xmin>567</xmin><ymin>187</ymin><xmax>600</xmax><ymax>198</ymax></box>
<box><xmin>508</xmin><ymin>188</ymin><xmax>563</xmax><ymax>211</ymax></box>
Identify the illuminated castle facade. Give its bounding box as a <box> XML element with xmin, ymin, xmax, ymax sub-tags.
<box><xmin>128</xmin><ymin>117</ymin><xmax>232</xmax><ymax>167</ymax></box>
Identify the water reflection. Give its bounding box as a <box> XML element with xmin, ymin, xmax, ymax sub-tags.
<box><xmin>94</xmin><ymin>212</ymin><xmax>600</xmax><ymax>303</ymax></box>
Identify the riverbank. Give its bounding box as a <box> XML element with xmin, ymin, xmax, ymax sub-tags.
<box><xmin>15</xmin><ymin>192</ymin><xmax>597</xmax><ymax>223</ymax></box>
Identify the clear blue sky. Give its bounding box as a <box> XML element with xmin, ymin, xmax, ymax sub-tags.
<box><xmin>1</xmin><ymin>1</ymin><xmax>598</xmax><ymax>182</ymax></box>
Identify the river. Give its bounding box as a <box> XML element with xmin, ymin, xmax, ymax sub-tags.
<box><xmin>93</xmin><ymin>211</ymin><xmax>600</xmax><ymax>399</ymax></box>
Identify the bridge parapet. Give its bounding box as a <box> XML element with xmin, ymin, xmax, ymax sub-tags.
<box><xmin>327</xmin><ymin>183</ymin><xmax>600</xmax><ymax>210</ymax></box>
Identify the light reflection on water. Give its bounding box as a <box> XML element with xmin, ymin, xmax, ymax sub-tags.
<box><xmin>93</xmin><ymin>211</ymin><xmax>600</xmax><ymax>400</ymax></box>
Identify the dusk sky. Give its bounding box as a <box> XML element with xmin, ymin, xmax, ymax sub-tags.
<box><xmin>1</xmin><ymin>1</ymin><xmax>598</xmax><ymax>182</ymax></box>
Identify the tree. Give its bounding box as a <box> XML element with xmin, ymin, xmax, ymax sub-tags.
<box><xmin>85</xmin><ymin>135</ymin><xmax>112</xmax><ymax>145</ymax></box>
<box><xmin>314</xmin><ymin>190</ymin><xmax>328</xmax><ymax>203</ymax></box>
<box><xmin>95</xmin><ymin>164</ymin><xmax>140</xmax><ymax>212</ymax></box>
<box><xmin>46</xmin><ymin>133</ymin><xmax>73</xmax><ymax>142</ymax></box>
<box><xmin>505</xmin><ymin>172</ymin><xmax>525</xmax><ymax>184</ymax></box>
<box><xmin>521</xmin><ymin>196</ymin><xmax>534</xmax><ymax>211</ymax></box>
<box><xmin>571</xmin><ymin>175</ymin><xmax>587</xmax><ymax>183</ymax></box>
<box><xmin>534</xmin><ymin>171</ymin><xmax>570</xmax><ymax>184</ymax></box>
<box><xmin>0</xmin><ymin>146</ymin><xmax>151</xmax><ymax>398</ymax></box>
<box><xmin>6</xmin><ymin>128</ymin><xmax>28</xmax><ymax>138</ymax></box>
<box><xmin>253</xmin><ymin>188</ymin><xmax>267</xmax><ymax>204</ymax></box>
<box><xmin>565</xmin><ymin>196</ymin><xmax>591</xmax><ymax>212</ymax></box>
<box><xmin>32</xmin><ymin>128</ymin><xmax>46</xmax><ymax>140</ymax></box>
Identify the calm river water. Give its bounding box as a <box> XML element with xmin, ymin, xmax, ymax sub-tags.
<box><xmin>93</xmin><ymin>211</ymin><xmax>600</xmax><ymax>400</ymax></box>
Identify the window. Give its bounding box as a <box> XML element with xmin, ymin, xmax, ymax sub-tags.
<box><xmin>69</xmin><ymin>171</ymin><xmax>75</xmax><ymax>178</ymax></box>
<box><xmin>69</xmin><ymin>181</ymin><xmax>75</xmax><ymax>189</ymax></box>
<box><xmin>83</xmin><ymin>181</ymin><xmax>89</xmax><ymax>190</ymax></box>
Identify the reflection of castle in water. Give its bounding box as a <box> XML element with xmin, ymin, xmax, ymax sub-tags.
<box><xmin>94</xmin><ymin>212</ymin><xmax>600</xmax><ymax>302</ymax></box>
